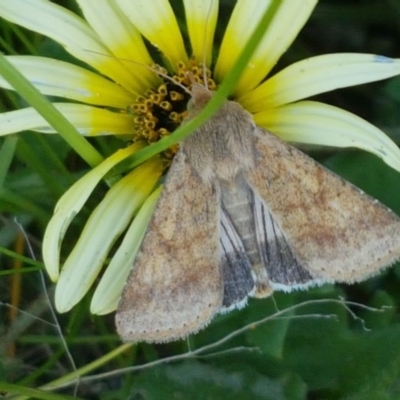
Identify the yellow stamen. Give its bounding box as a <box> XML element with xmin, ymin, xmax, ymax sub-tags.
<box><xmin>130</xmin><ymin>60</ymin><xmax>217</xmax><ymax>160</ymax></box>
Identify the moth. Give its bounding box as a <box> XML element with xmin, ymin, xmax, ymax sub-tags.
<box><xmin>116</xmin><ymin>83</ymin><xmax>400</xmax><ymax>343</ymax></box>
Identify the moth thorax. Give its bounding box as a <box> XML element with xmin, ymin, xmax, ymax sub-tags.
<box><xmin>183</xmin><ymin>105</ymin><xmax>256</xmax><ymax>183</ymax></box>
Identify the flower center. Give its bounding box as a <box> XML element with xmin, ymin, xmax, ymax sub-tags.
<box><xmin>131</xmin><ymin>59</ymin><xmax>217</xmax><ymax>161</ymax></box>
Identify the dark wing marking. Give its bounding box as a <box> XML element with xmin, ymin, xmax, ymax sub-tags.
<box><xmin>253</xmin><ymin>193</ymin><xmax>317</xmax><ymax>291</ymax></box>
<box><xmin>220</xmin><ymin>209</ymin><xmax>255</xmax><ymax>309</ymax></box>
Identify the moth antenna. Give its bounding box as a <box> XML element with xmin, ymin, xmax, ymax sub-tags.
<box><xmin>84</xmin><ymin>49</ymin><xmax>191</xmax><ymax>95</ymax></box>
<box><xmin>201</xmin><ymin>0</ymin><xmax>216</xmax><ymax>89</ymax></box>
<box><xmin>186</xmin><ymin>70</ymin><xmax>210</xmax><ymax>94</ymax></box>
<box><xmin>186</xmin><ymin>70</ymin><xmax>197</xmax><ymax>86</ymax></box>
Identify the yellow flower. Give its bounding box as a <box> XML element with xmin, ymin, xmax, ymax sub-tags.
<box><xmin>1</xmin><ymin>0</ymin><xmax>400</xmax><ymax>315</ymax></box>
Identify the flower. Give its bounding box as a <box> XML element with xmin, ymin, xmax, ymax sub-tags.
<box><xmin>1</xmin><ymin>0</ymin><xmax>400</xmax><ymax>315</ymax></box>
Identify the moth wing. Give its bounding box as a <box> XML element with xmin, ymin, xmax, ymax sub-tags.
<box><xmin>252</xmin><ymin>194</ymin><xmax>317</xmax><ymax>291</ymax></box>
<box><xmin>247</xmin><ymin>126</ymin><xmax>400</xmax><ymax>284</ymax></box>
<box><xmin>116</xmin><ymin>150</ymin><xmax>222</xmax><ymax>343</ymax></box>
<box><xmin>220</xmin><ymin>209</ymin><xmax>255</xmax><ymax>309</ymax></box>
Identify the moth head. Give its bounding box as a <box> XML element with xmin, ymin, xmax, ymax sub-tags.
<box><xmin>187</xmin><ymin>83</ymin><xmax>213</xmax><ymax>116</ymax></box>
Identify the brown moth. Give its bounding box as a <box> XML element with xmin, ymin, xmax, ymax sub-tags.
<box><xmin>116</xmin><ymin>83</ymin><xmax>400</xmax><ymax>343</ymax></box>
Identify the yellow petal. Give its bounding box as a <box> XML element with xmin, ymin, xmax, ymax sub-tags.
<box><xmin>0</xmin><ymin>56</ymin><xmax>134</xmax><ymax>108</ymax></box>
<box><xmin>116</xmin><ymin>0</ymin><xmax>188</xmax><ymax>68</ymax></box>
<box><xmin>215</xmin><ymin>0</ymin><xmax>317</xmax><ymax>95</ymax></box>
<box><xmin>0</xmin><ymin>104</ymin><xmax>135</xmax><ymax>136</ymax></box>
<box><xmin>43</xmin><ymin>143</ymin><xmax>143</xmax><ymax>281</ymax></box>
<box><xmin>77</xmin><ymin>0</ymin><xmax>159</xmax><ymax>92</ymax></box>
<box><xmin>55</xmin><ymin>158</ymin><xmax>163</xmax><ymax>313</ymax></box>
<box><xmin>255</xmin><ymin>101</ymin><xmax>400</xmax><ymax>172</ymax></box>
<box><xmin>0</xmin><ymin>0</ymin><xmax>142</xmax><ymax>94</ymax></box>
<box><xmin>183</xmin><ymin>0</ymin><xmax>218</xmax><ymax>67</ymax></box>
<box><xmin>90</xmin><ymin>186</ymin><xmax>162</xmax><ymax>315</ymax></box>
<box><xmin>241</xmin><ymin>54</ymin><xmax>400</xmax><ymax>112</ymax></box>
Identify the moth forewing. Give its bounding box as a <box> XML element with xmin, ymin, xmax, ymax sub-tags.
<box><xmin>246</xmin><ymin>126</ymin><xmax>400</xmax><ymax>283</ymax></box>
<box><xmin>116</xmin><ymin>150</ymin><xmax>223</xmax><ymax>343</ymax></box>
